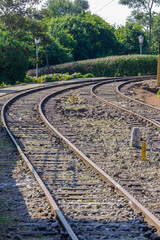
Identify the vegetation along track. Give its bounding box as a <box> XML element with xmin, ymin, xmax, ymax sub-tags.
<box><xmin>1</xmin><ymin>77</ymin><xmax>160</xmax><ymax>239</ymax></box>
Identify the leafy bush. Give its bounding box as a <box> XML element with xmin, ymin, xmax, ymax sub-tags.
<box><xmin>27</xmin><ymin>55</ymin><xmax>157</xmax><ymax>77</ymax></box>
<box><xmin>0</xmin><ymin>31</ymin><xmax>30</xmax><ymax>85</ymax></box>
<box><xmin>24</xmin><ymin>72</ymin><xmax>94</xmax><ymax>83</ymax></box>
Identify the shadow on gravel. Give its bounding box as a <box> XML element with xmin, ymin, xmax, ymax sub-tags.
<box><xmin>0</xmin><ymin>126</ymin><xmax>66</xmax><ymax>240</ymax></box>
<box><xmin>0</xmin><ymin>125</ymin><xmax>160</xmax><ymax>240</ymax></box>
<box><xmin>69</xmin><ymin>217</ymin><xmax>160</xmax><ymax>240</ymax></box>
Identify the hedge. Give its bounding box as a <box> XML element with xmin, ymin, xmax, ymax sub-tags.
<box><xmin>27</xmin><ymin>54</ymin><xmax>158</xmax><ymax>77</ymax></box>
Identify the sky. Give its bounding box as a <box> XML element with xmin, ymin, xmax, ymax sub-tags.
<box><xmin>88</xmin><ymin>0</ymin><xmax>160</xmax><ymax>26</ymax></box>
<box><xmin>88</xmin><ymin>0</ymin><xmax>131</xmax><ymax>26</ymax></box>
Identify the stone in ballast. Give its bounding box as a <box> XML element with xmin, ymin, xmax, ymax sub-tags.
<box><xmin>130</xmin><ymin>127</ymin><xmax>141</xmax><ymax>148</ymax></box>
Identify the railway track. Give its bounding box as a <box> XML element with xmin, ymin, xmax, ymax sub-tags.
<box><xmin>1</xmin><ymin>77</ymin><xmax>160</xmax><ymax>239</ymax></box>
<box><xmin>92</xmin><ymin>78</ymin><xmax>160</xmax><ymax>129</ymax></box>
<box><xmin>0</xmin><ymin>91</ymin><xmax>72</xmax><ymax>240</ymax></box>
<box><xmin>90</xmin><ymin>79</ymin><xmax>160</xmax><ymax>214</ymax></box>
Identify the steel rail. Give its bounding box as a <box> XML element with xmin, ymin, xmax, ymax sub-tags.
<box><xmin>1</xmin><ymin>75</ymin><xmax>158</xmax><ymax>236</ymax></box>
<box><xmin>38</xmin><ymin>79</ymin><xmax>160</xmax><ymax>232</ymax></box>
<box><xmin>1</xmin><ymin>119</ymin><xmax>78</xmax><ymax>240</ymax></box>
<box><xmin>1</xmin><ymin>78</ymin><xmax>116</xmax><ymax>239</ymax></box>
<box><xmin>0</xmin><ymin>77</ymin><xmax>107</xmax><ymax>99</ymax></box>
<box><xmin>2</xmin><ymin>78</ymin><xmax>122</xmax><ymax>240</ymax></box>
<box><xmin>116</xmin><ymin>79</ymin><xmax>160</xmax><ymax>110</ymax></box>
<box><xmin>116</xmin><ymin>80</ymin><xmax>160</xmax><ymax>130</ymax></box>
<box><xmin>91</xmin><ymin>78</ymin><xmax>160</xmax><ymax>130</ymax></box>
<box><xmin>1</xmin><ymin>82</ymin><xmax>99</xmax><ymax>240</ymax></box>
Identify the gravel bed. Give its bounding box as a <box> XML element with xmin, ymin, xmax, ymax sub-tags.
<box><xmin>1</xmin><ymin>81</ymin><xmax>160</xmax><ymax>240</ymax></box>
<box><xmin>0</xmin><ymin>124</ymin><xmax>68</xmax><ymax>240</ymax></box>
<box><xmin>4</xmin><ymin>88</ymin><xmax>156</xmax><ymax>240</ymax></box>
<box><xmin>1</xmin><ymin>83</ymin><xmax>159</xmax><ymax>240</ymax></box>
<box><xmin>43</xmin><ymin>84</ymin><xmax>160</xmax><ymax>238</ymax></box>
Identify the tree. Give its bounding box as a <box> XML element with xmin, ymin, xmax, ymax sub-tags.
<box><xmin>74</xmin><ymin>0</ymin><xmax>89</xmax><ymax>12</ymax></box>
<box><xmin>119</xmin><ymin>0</ymin><xmax>160</xmax><ymax>53</ymax></box>
<box><xmin>43</xmin><ymin>0</ymin><xmax>89</xmax><ymax>17</ymax></box>
<box><xmin>0</xmin><ymin>31</ymin><xmax>30</xmax><ymax>84</ymax></box>
<box><xmin>48</xmin><ymin>12</ymin><xmax>119</xmax><ymax>60</ymax></box>
<box><xmin>115</xmin><ymin>22</ymin><xmax>147</xmax><ymax>54</ymax></box>
<box><xmin>150</xmin><ymin>13</ymin><xmax>160</xmax><ymax>54</ymax></box>
<box><xmin>0</xmin><ymin>0</ymin><xmax>41</xmax><ymax>39</ymax></box>
<box><xmin>127</xmin><ymin>10</ymin><xmax>149</xmax><ymax>27</ymax></box>
<box><xmin>38</xmin><ymin>39</ymin><xmax>73</xmax><ymax>67</ymax></box>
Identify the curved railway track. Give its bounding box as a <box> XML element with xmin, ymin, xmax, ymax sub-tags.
<box><xmin>1</xmin><ymin>77</ymin><xmax>160</xmax><ymax>239</ymax></box>
<box><xmin>90</xmin><ymin>79</ymin><xmax>160</xmax><ymax>214</ymax></box>
<box><xmin>0</xmin><ymin>90</ymin><xmax>71</xmax><ymax>240</ymax></box>
<box><xmin>92</xmin><ymin>79</ymin><xmax>160</xmax><ymax>129</ymax></box>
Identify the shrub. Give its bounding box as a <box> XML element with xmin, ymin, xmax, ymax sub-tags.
<box><xmin>0</xmin><ymin>31</ymin><xmax>30</xmax><ymax>85</ymax></box>
<box><xmin>27</xmin><ymin>55</ymin><xmax>158</xmax><ymax>77</ymax></box>
<box><xmin>24</xmin><ymin>72</ymin><xmax>94</xmax><ymax>83</ymax></box>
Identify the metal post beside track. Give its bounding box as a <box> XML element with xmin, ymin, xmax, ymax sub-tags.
<box><xmin>157</xmin><ymin>40</ymin><xmax>160</xmax><ymax>85</ymax></box>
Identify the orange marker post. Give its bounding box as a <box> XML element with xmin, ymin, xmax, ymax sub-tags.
<box><xmin>71</xmin><ymin>96</ymin><xmax>75</xmax><ymax>104</ymax></box>
<box><xmin>142</xmin><ymin>141</ymin><xmax>146</xmax><ymax>161</ymax></box>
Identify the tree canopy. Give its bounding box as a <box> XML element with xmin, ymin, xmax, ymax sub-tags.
<box><xmin>49</xmin><ymin>12</ymin><xmax>119</xmax><ymax>60</ymax></box>
<box><xmin>119</xmin><ymin>0</ymin><xmax>160</xmax><ymax>52</ymax></box>
<box><xmin>119</xmin><ymin>0</ymin><xmax>160</xmax><ymax>10</ymax></box>
<box><xmin>1</xmin><ymin>0</ymin><xmax>160</xmax><ymax>84</ymax></box>
<box><xmin>115</xmin><ymin>22</ymin><xmax>147</xmax><ymax>54</ymax></box>
<box><xmin>44</xmin><ymin>0</ymin><xmax>89</xmax><ymax>17</ymax></box>
<box><xmin>0</xmin><ymin>0</ymin><xmax>41</xmax><ymax>38</ymax></box>
<box><xmin>0</xmin><ymin>30</ymin><xmax>30</xmax><ymax>84</ymax></box>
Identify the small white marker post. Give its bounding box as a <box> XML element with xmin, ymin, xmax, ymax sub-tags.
<box><xmin>130</xmin><ymin>127</ymin><xmax>141</xmax><ymax>148</ymax></box>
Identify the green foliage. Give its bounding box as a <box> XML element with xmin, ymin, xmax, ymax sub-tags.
<box><xmin>119</xmin><ymin>0</ymin><xmax>160</xmax><ymax>53</ymax></box>
<box><xmin>119</xmin><ymin>0</ymin><xmax>160</xmax><ymax>10</ymax></box>
<box><xmin>83</xmin><ymin>73</ymin><xmax>95</xmax><ymax>78</ymax></box>
<box><xmin>44</xmin><ymin>0</ymin><xmax>89</xmax><ymax>17</ymax></box>
<box><xmin>0</xmin><ymin>82</ymin><xmax>8</xmax><ymax>87</ymax></box>
<box><xmin>29</xmin><ymin>38</ymin><xmax>73</xmax><ymax>69</ymax></box>
<box><xmin>115</xmin><ymin>23</ymin><xmax>147</xmax><ymax>54</ymax></box>
<box><xmin>24</xmin><ymin>72</ymin><xmax>94</xmax><ymax>83</ymax></box>
<box><xmin>150</xmin><ymin>13</ymin><xmax>160</xmax><ymax>54</ymax></box>
<box><xmin>157</xmin><ymin>89</ymin><xmax>160</xmax><ymax>98</ymax></box>
<box><xmin>1</xmin><ymin>0</ymin><xmax>160</xmax><ymax>82</ymax></box>
<box><xmin>27</xmin><ymin>55</ymin><xmax>157</xmax><ymax>77</ymax></box>
<box><xmin>0</xmin><ymin>0</ymin><xmax>40</xmax><ymax>39</ymax></box>
<box><xmin>49</xmin><ymin>12</ymin><xmax>119</xmax><ymax>61</ymax></box>
<box><xmin>0</xmin><ymin>31</ymin><xmax>30</xmax><ymax>85</ymax></box>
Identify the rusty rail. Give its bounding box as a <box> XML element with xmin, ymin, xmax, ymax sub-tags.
<box><xmin>1</xmin><ymin>84</ymin><xmax>82</xmax><ymax>240</ymax></box>
<box><xmin>116</xmin><ymin>79</ymin><xmax>160</xmax><ymax>111</ymax></box>
<box><xmin>91</xmin><ymin>78</ymin><xmax>160</xmax><ymax>130</ymax></box>
<box><xmin>39</xmin><ymin>79</ymin><xmax>160</xmax><ymax>232</ymax></box>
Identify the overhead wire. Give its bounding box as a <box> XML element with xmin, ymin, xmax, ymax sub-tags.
<box><xmin>95</xmin><ymin>0</ymin><xmax>116</xmax><ymax>14</ymax></box>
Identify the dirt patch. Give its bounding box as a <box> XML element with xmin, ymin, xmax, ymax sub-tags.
<box><xmin>135</xmin><ymin>88</ymin><xmax>160</xmax><ymax>108</ymax></box>
<box><xmin>129</xmin><ymin>80</ymin><xmax>160</xmax><ymax>108</ymax></box>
